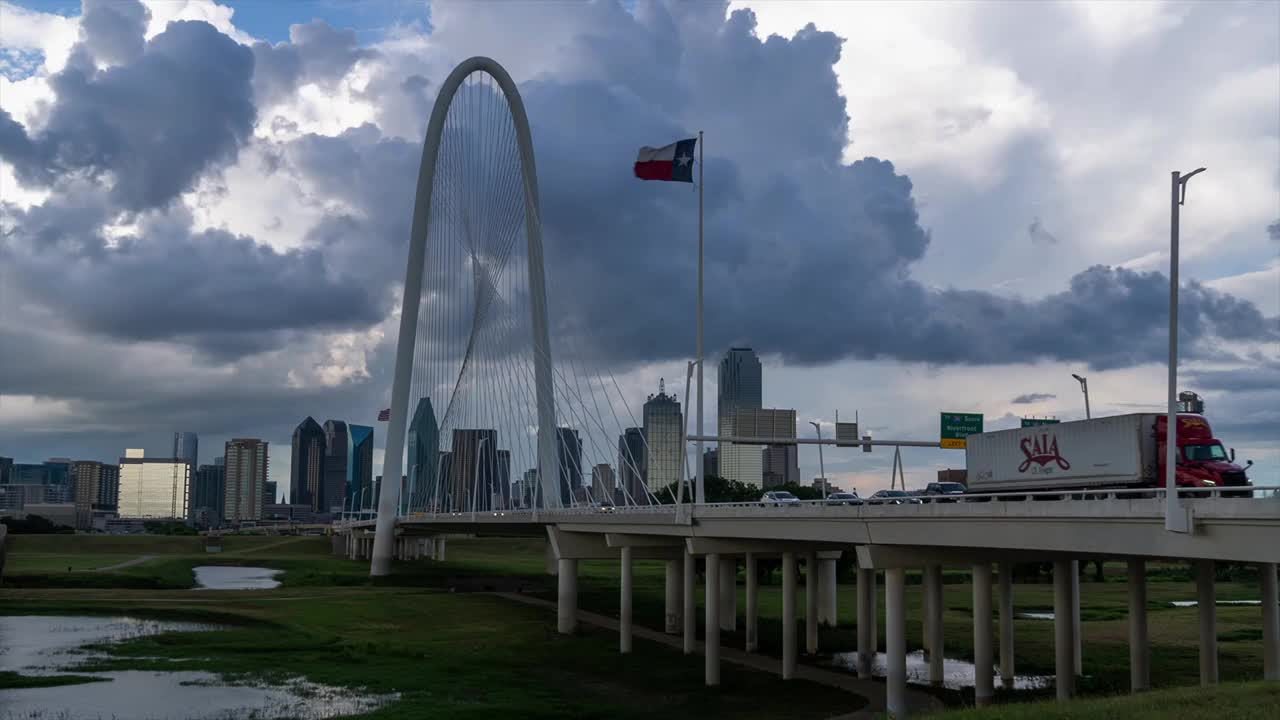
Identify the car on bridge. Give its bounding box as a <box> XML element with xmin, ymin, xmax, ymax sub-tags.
<box><xmin>825</xmin><ymin>491</ymin><xmax>863</xmax><ymax>506</ymax></box>
<box><xmin>760</xmin><ymin>491</ymin><xmax>801</xmax><ymax>507</ymax></box>
<box><xmin>923</xmin><ymin>481</ymin><xmax>966</xmax><ymax>502</ymax></box>
<box><xmin>868</xmin><ymin>489</ymin><xmax>923</xmax><ymax>505</ymax></box>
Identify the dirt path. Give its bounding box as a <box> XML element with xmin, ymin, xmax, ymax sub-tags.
<box><xmin>92</xmin><ymin>555</ymin><xmax>156</xmax><ymax>571</ymax></box>
<box><xmin>494</xmin><ymin>592</ymin><xmax>942</xmax><ymax>719</ymax></box>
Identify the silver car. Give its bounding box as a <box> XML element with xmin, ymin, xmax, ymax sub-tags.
<box><xmin>760</xmin><ymin>490</ymin><xmax>802</xmax><ymax>507</ymax></box>
<box><xmin>826</xmin><ymin>491</ymin><xmax>863</xmax><ymax>506</ymax></box>
<box><xmin>868</xmin><ymin>489</ymin><xmax>923</xmax><ymax>505</ymax></box>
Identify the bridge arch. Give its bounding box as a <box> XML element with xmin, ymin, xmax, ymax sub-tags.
<box><xmin>372</xmin><ymin>57</ymin><xmax>559</xmax><ymax>575</ymax></box>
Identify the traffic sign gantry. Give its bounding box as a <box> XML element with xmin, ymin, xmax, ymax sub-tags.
<box><xmin>940</xmin><ymin>412</ymin><xmax>983</xmax><ymax>449</ymax></box>
<box><xmin>1021</xmin><ymin>418</ymin><xmax>1061</xmax><ymax>428</ymax></box>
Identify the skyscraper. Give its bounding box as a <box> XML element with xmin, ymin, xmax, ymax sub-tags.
<box><xmin>291</xmin><ymin>417</ymin><xmax>326</xmax><ymax>511</ymax></box>
<box><xmin>348</xmin><ymin>425</ymin><xmax>374</xmax><ymax>513</ymax></box>
<box><xmin>406</xmin><ymin>397</ymin><xmax>440</xmax><ymax>513</ymax></box>
<box><xmin>591</xmin><ymin>463</ymin><xmax>616</xmax><ymax>504</ymax></box>
<box><xmin>322</xmin><ymin>420</ymin><xmax>349</xmax><ymax>515</ymax></box>
<box><xmin>71</xmin><ymin>461</ymin><xmax>106</xmax><ymax>530</ymax></box>
<box><xmin>617</xmin><ymin>427</ymin><xmax>646</xmax><ymax>504</ymax></box>
<box><xmin>173</xmin><ymin>432</ymin><xmax>199</xmax><ymax>469</ymax></box>
<box><xmin>556</xmin><ymin>427</ymin><xmax>582</xmax><ymax>506</ymax></box>
<box><xmin>192</xmin><ymin>463</ymin><xmax>225</xmax><ymax>527</ymax></box>
<box><xmin>763</xmin><ymin>444</ymin><xmax>800</xmax><ymax>488</ymax></box>
<box><xmin>519</xmin><ymin>468</ymin><xmax>539</xmax><ymax>508</ymax></box>
<box><xmin>98</xmin><ymin>463</ymin><xmax>119</xmax><ymax>511</ymax></box>
<box><xmin>118</xmin><ymin>449</ymin><xmax>189</xmax><ymax>519</ymax></box>
<box><xmin>643</xmin><ymin>380</ymin><xmax>683</xmax><ymax>496</ymax></box>
<box><xmin>496</xmin><ymin>449</ymin><xmax>511</xmax><ymax>508</ymax></box>
<box><xmin>449</xmin><ymin>429</ymin><xmax>498</xmax><ymax>511</ymax></box>
<box><xmin>224</xmin><ymin>438</ymin><xmax>268</xmax><ymax>524</ymax></box>
<box><xmin>718</xmin><ymin>347</ymin><xmax>763</xmax><ymax>487</ymax></box>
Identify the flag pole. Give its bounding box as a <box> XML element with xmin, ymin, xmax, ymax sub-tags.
<box><xmin>695</xmin><ymin>130</ymin><xmax>705</xmax><ymax>505</ymax></box>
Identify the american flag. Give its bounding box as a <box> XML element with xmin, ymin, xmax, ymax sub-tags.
<box><xmin>377</xmin><ymin>408</ymin><xmax>391</xmax><ymax>422</ymax></box>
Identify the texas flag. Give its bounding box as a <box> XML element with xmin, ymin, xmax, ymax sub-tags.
<box><xmin>634</xmin><ymin>137</ymin><xmax>697</xmax><ymax>182</ymax></box>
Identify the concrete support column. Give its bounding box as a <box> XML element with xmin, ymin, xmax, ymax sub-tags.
<box><xmin>1053</xmin><ymin>559</ymin><xmax>1076</xmax><ymax>700</ymax></box>
<box><xmin>436</xmin><ymin>536</ymin><xmax>447</xmax><ymax>561</ymax></box>
<box><xmin>1128</xmin><ymin>559</ymin><xmax>1149</xmax><ymax>692</ymax></box>
<box><xmin>806</xmin><ymin>551</ymin><xmax>819</xmax><ymax>654</ymax></box>
<box><xmin>885</xmin><ymin>567</ymin><xmax>907</xmax><ymax>719</ymax></box>
<box><xmin>664</xmin><ymin>559</ymin><xmax>682</xmax><ymax>635</ymax></box>
<box><xmin>999</xmin><ymin>562</ymin><xmax>1015</xmax><ymax>689</ymax></box>
<box><xmin>683</xmin><ymin>549</ymin><xmax>696</xmax><ymax>655</ymax></box>
<box><xmin>782</xmin><ymin>551</ymin><xmax>797</xmax><ymax>679</ymax></box>
<box><xmin>705</xmin><ymin>553</ymin><xmax>721</xmax><ymax>686</ymax></box>
<box><xmin>871</xmin><ymin>570</ymin><xmax>879</xmax><ymax>657</ymax></box>
<box><xmin>926</xmin><ymin>564</ymin><xmax>943</xmax><ymax>686</ymax></box>
<box><xmin>719</xmin><ymin>557</ymin><xmax>737</xmax><ymax>632</ymax></box>
<box><xmin>545</xmin><ymin>542</ymin><xmax>558</xmax><ymax>575</ymax></box>
<box><xmin>1197</xmin><ymin>559</ymin><xmax>1218</xmax><ymax>686</ymax></box>
<box><xmin>856</xmin><ymin>567</ymin><xmax>874</xmax><ymax>679</ymax></box>
<box><xmin>820</xmin><ymin>558</ymin><xmax>838</xmax><ymax>626</ymax></box>
<box><xmin>1072</xmin><ymin>560</ymin><xmax>1082</xmax><ymax>676</ymax></box>
<box><xmin>620</xmin><ymin>546</ymin><xmax>633</xmax><ymax>654</ymax></box>
<box><xmin>557</xmin><ymin>558</ymin><xmax>578</xmax><ymax>635</ymax></box>
<box><xmin>745</xmin><ymin>552</ymin><xmax>759</xmax><ymax>652</ymax></box>
<box><xmin>973</xmin><ymin>563</ymin><xmax>994</xmax><ymax>707</ymax></box>
<box><xmin>1262</xmin><ymin>562</ymin><xmax>1279</xmax><ymax>681</ymax></box>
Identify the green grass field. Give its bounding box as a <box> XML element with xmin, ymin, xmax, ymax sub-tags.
<box><xmin>2</xmin><ymin>532</ymin><xmax>1275</xmax><ymax>718</ymax></box>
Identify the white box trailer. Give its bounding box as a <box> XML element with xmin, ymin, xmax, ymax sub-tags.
<box><xmin>965</xmin><ymin>413</ymin><xmax>1159</xmax><ymax>492</ymax></box>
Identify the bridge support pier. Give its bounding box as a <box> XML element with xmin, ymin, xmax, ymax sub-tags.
<box><xmin>856</xmin><ymin>567</ymin><xmax>874</xmax><ymax>678</ymax></box>
<box><xmin>1128</xmin><ymin>559</ymin><xmax>1149</xmax><ymax>692</ymax></box>
<box><xmin>871</xmin><ymin>570</ymin><xmax>879</xmax><ymax>659</ymax></box>
<box><xmin>745</xmin><ymin>552</ymin><xmax>759</xmax><ymax>652</ymax></box>
<box><xmin>1053</xmin><ymin>559</ymin><xmax>1076</xmax><ymax>700</ymax></box>
<box><xmin>1262</xmin><ymin>562</ymin><xmax>1279</xmax><ymax>681</ymax></box>
<box><xmin>683</xmin><ymin>549</ymin><xmax>696</xmax><ymax>654</ymax></box>
<box><xmin>818</xmin><ymin>558</ymin><xmax>838</xmax><ymax>626</ymax></box>
<box><xmin>925</xmin><ymin>564</ymin><xmax>943</xmax><ymax>685</ymax></box>
<box><xmin>805</xmin><ymin>551</ymin><xmax>819</xmax><ymax>654</ymax></box>
<box><xmin>557</xmin><ymin>558</ymin><xmax>578</xmax><ymax>635</ymax></box>
<box><xmin>719</xmin><ymin>557</ymin><xmax>737</xmax><ymax>632</ymax></box>
<box><xmin>885</xmin><ymin>567</ymin><xmax>907</xmax><ymax>718</ymax></box>
<box><xmin>999</xmin><ymin>562</ymin><xmax>1015</xmax><ymax>690</ymax></box>
<box><xmin>705</xmin><ymin>553</ymin><xmax>721</xmax><ymax>686</ymax></box>
<box><xmin>973</xmin><ymin>563</ymin><xmax>994</xmax><ymax>707</ymax></box>
<box><xmin>782</xmin><ymin>551</ymin><xmax>797</xmax><ymax>679</ymax></box>
<box><xmin>1197</xmin><ymin>559</ymin><xmax>1218</xmax><ymax>686</ymax></box>
<box><xmin>435</xmin><ymin>536</ymin><xmax>447</xmax><ymax>561</ymax></box>
<box><xmin>664</xmin><ymin>559</ymin><xmax>682</xmax><ymax>635</ymax></box>
<box><xmin>1072</xmin><ymin>560</ymin><xmax>1082</xmax><ymax>676</ymax></box>
<box><xmin>620</xmin><ymin>547</ymin><xmax>633</xmax><ymax>654</ymax></box>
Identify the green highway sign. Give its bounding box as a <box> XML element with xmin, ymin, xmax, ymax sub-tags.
<box><xmin>940</xmin><ymin>412</ymin><xmax>983</xmax><ymax>449</ymax></box>
<box><xmin>1021</xmin><ymin>418</ymin><xmax>1061</xmax><ymax>427</ymax></box>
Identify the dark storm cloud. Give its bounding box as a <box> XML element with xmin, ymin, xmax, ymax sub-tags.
<box><xmin>1</xmin><ymin>197</ymin><xmax>383</xmax><ymax>354</ymax></box>
<box><xmin>1028</xmin><ymin>217</ymin><xmax>1059</xmax><ymax>245</ymax></box>
<box><xmin>2</xmin><ymin>0</ymin><xmax>1276</xmax><ymax>388</ymax></box>
<box><xmin>79</xmin><ymin>0</ymin><xmax>149</xmax><ymax>66</ymax></box>
<box><xmin>1268</xmin><ymin>220</ymin><xmax>1279</xmax><ymax>243</ymax></box>
<box><xmin>0</xmin><ymin>19</ymin><xmax>254</xmax><ymax>211</ymax></box>
<box><xmin>1012</xmin><ymin>393</ymin><xmax>1056</xmax><ymax>404</ymax></box>
<box><xmin>251</xmin><ymin>20</ymin><xmax>377</xmax><ymax>107</ymax></box>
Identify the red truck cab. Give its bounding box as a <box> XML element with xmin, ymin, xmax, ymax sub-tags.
<box><xmin>1154</xmin><ymin>413</ymin><xmax>1252</xmax><ymax>493</ymax></box>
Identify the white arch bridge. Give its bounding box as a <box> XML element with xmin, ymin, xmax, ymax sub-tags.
<box><xmin>359</xmin><ymin>58</ymin><xmax>1280</xmax><ymax>717</ymax></box>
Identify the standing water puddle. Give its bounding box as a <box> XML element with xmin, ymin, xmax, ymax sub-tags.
<box><xmin>830</xmin><ymin>649</ymin><xmax>1053</xmax><ymax>690</ymax></box>
<box><xmin>0</xmin><ymin>616</ymin><xmax>395</xmax><ymax>719</ymax></box>
<box><xmin>192</xmin><ymin>566</ymin><xmax>283</xmax><ymax>590</ymax></box>
<box><xmin>1169</xmin><ymin>600</ymin><xmax>1263</xmax><ymax>607</ymax></box>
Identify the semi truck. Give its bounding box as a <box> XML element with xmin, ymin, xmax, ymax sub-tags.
<box><xmin>965</xmin><ymin>407</ymin><xmax>1252</xmax><ymax>495</ymax></box>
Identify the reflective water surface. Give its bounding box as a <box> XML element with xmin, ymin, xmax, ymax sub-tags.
<box><xmin>830</xmin><ymin>649</ymin><xmax>1053</xmax><ymax>690</ymax></box>
<box><xmin>0</xmin><ymin>616</ymin><xmax>394</xmax><ymax>719</ymax></box>
<box><xmin>192</xmin><ymin>565</ymin><xmax>283</xmax><ymax>590</ymax></box>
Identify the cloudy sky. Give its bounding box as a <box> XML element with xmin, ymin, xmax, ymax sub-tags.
<box><xmin>1</xmin><ymin>0</ymin><xmax>1276</xmax><ymax>498</ymax></box>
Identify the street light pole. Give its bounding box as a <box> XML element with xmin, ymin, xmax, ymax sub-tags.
<box><xmin>1166</xmin><ymin>167</ymin><xmax>1205</xmax><ymax>534</ymax></box>
<box><xmin>809</xmin><ymin>421</ymin><xmax>827</xmax><ymax>499</ymax></box>
<box><xmin>1071</xmin><ymin>374</ymin><xmax>1091</xmax><ymax>419</ymax></box>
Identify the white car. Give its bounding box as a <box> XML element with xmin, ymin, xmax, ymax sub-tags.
<box><xmin>760</xmin><ymin>490</ymin><xmax>802</xmax><ymax>507</ymax></box>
